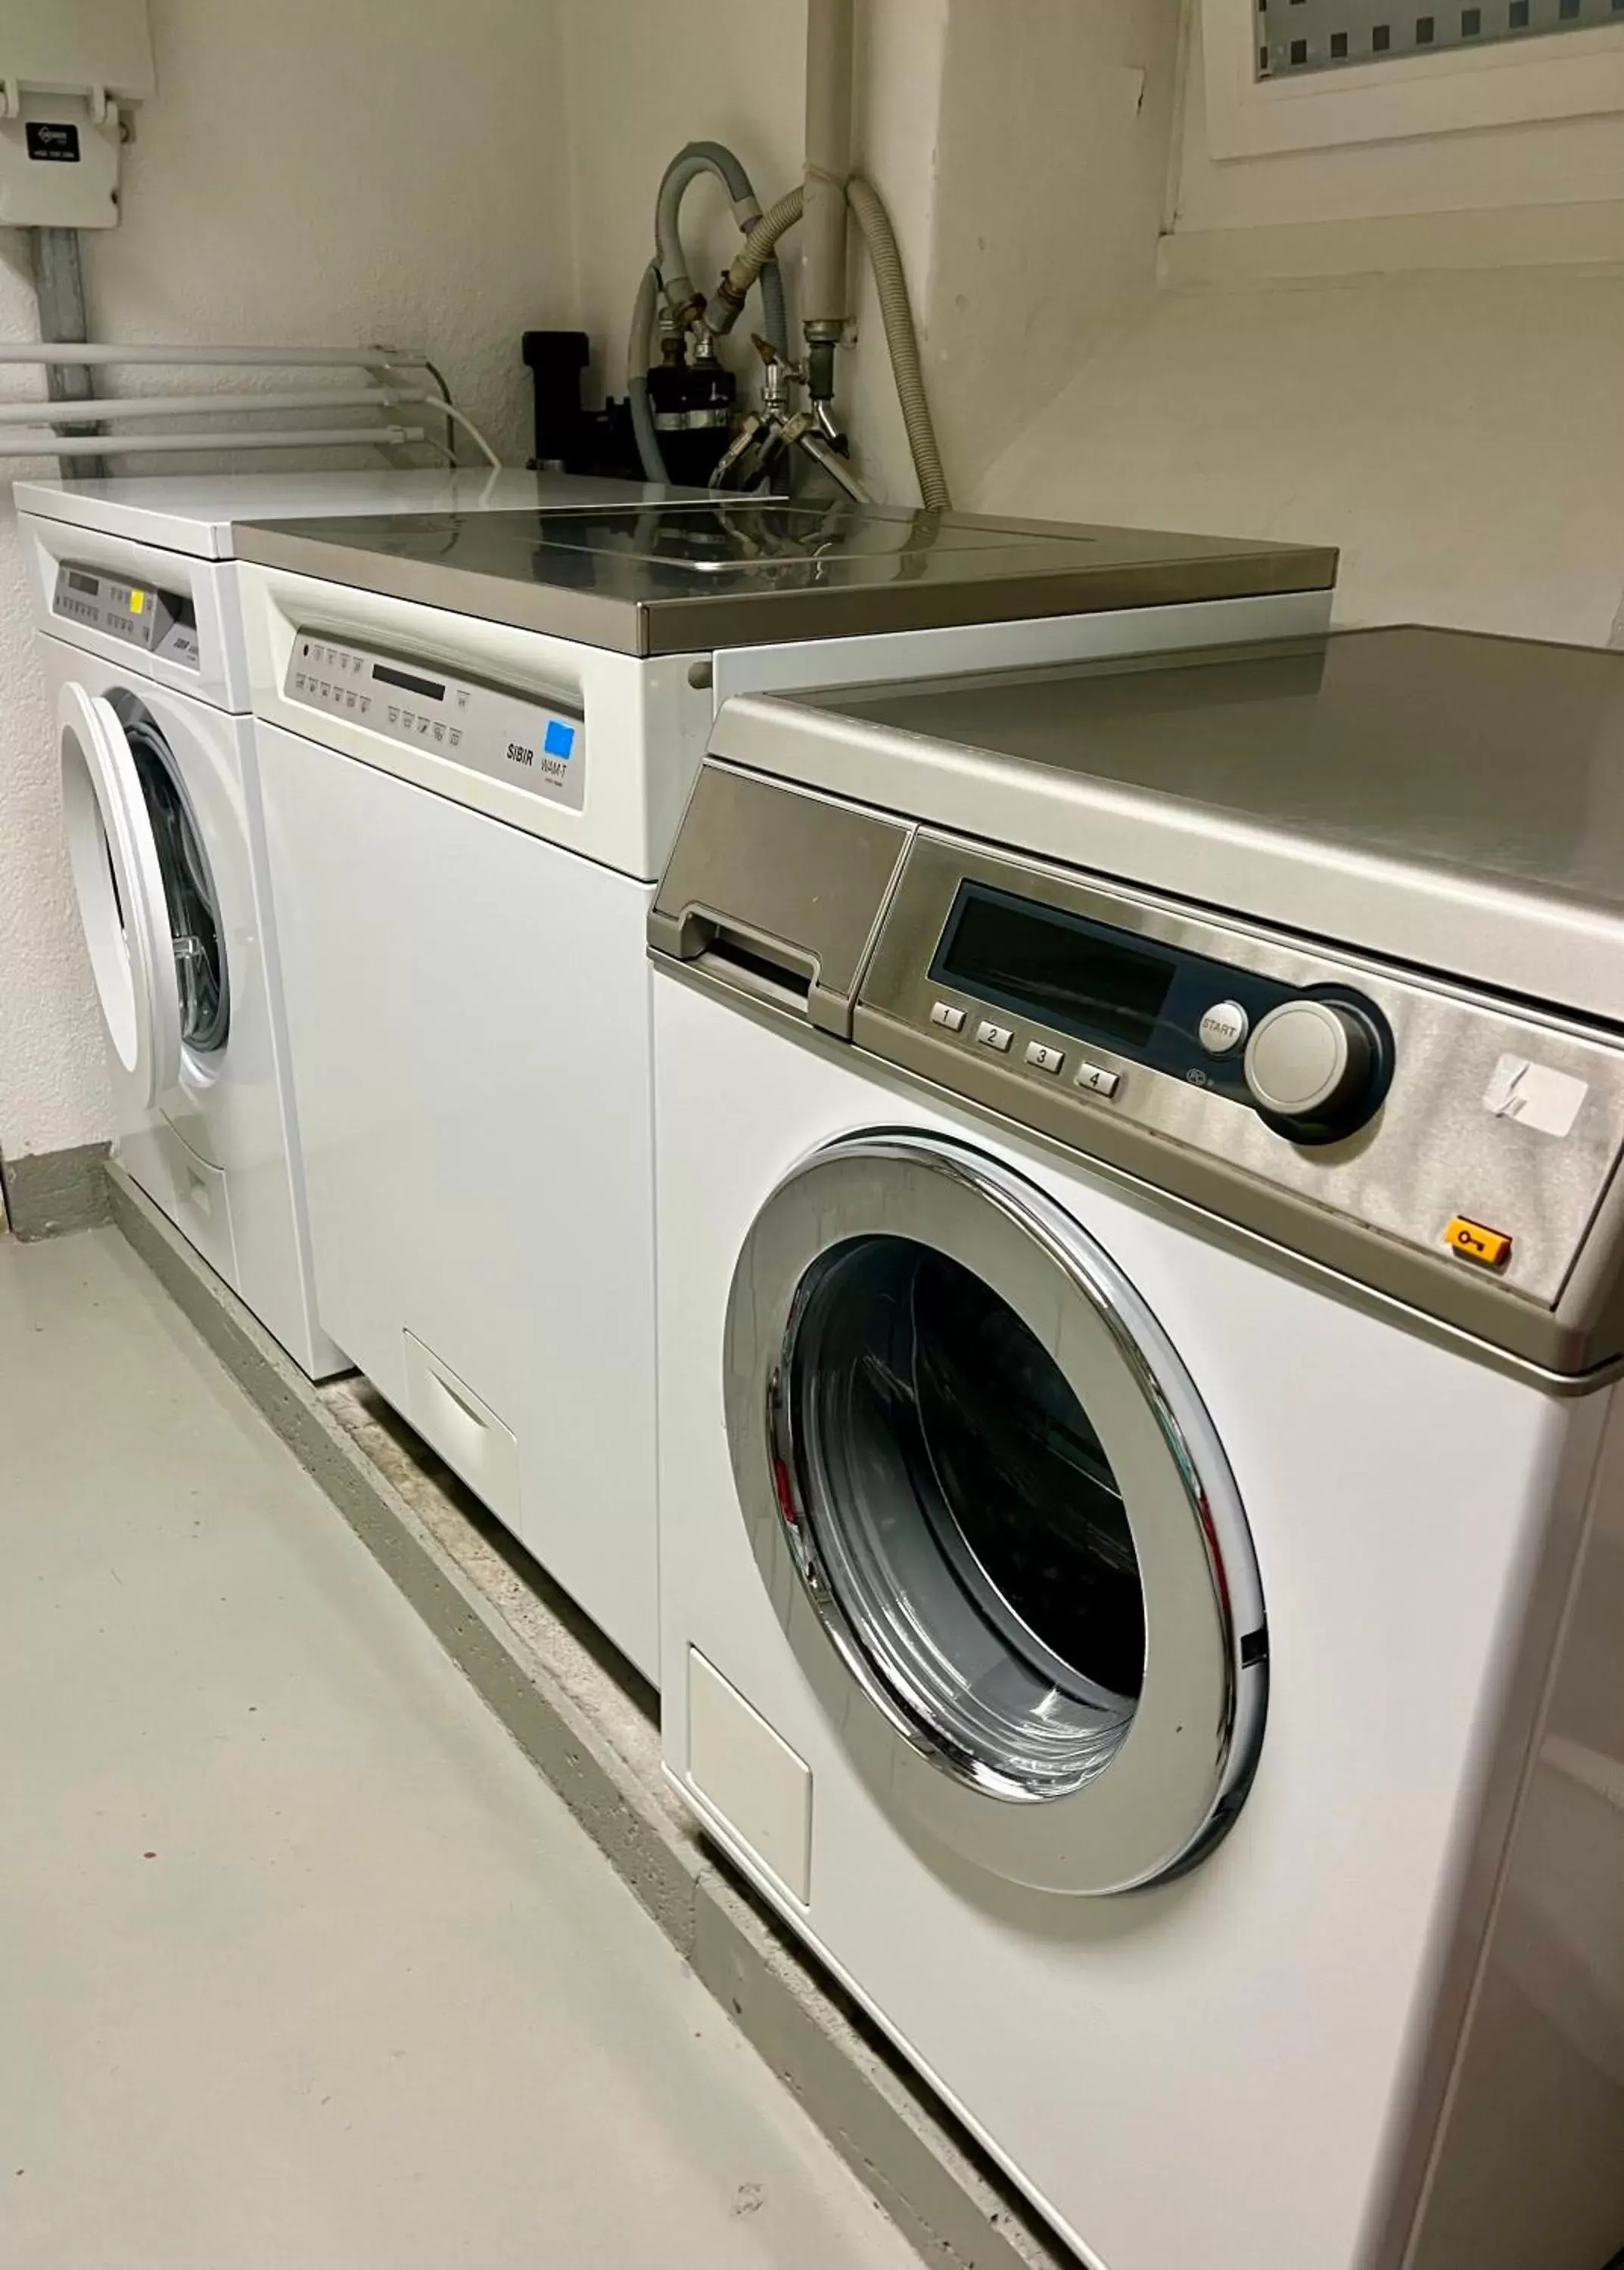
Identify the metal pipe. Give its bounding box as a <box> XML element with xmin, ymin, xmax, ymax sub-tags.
<box><xmin>28</xmin><ymin>228</ymin><xmax>106</xmax><ymax>480</ymax></box>
<box><xmin>0</xmin><ymin>425</ymin><xmax>427</xmax><ymax>457</ymax></box>
<box><xmin>0</xmin><ymin>387</ymin><xmax>421</xmax><ymax>426</ymax></box>
<box><xmin>801</xmin><ymin>0</ymin><xmax>854</xmax><ymax>384</ymax></box>
<box><xmin>0</xmin><ymin>342</ymin><xmax>429</xmax><ymax>367</ymax></box>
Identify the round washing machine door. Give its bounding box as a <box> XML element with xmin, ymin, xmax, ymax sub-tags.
<box><xmin>723</xmin><ymin>1133</ymin><xmax>1268</xmax><ymax>1895</ymax></box>
<box><xmin>60</xmin><ymin>681</ymin><xmax>230</xmax><ymax>1110</ymax></box>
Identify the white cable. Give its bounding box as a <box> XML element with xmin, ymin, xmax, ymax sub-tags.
<box><xmin>417</xmin><ymin>393</ymin><xmax>502</xmax><ymax>470</ymax></box>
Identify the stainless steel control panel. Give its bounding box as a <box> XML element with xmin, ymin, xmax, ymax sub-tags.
<box><xmin>284</xmin><ymin>630</ymin><xmax>586</xmax><ymax>811</ymax></box>
<box><xmin>860</xmin><ymin>830</ymin><xmax>1624</xmax><ymax>1315</ymax></box>
<box><xmin>52</xmin><ymin>561</ymin><xmax>199</xmax><ymax>667</ymax></box>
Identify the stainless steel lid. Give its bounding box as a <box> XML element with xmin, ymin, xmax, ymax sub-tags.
<box><xmin>709</xmin><ymin>626</ymin><xmax>1624</xmax><ymax>1024</ymax></box>
<box><xmin>231</xmin><ymin>500</ymin><xmax>1336</xmax><ymax>658</ymax></box>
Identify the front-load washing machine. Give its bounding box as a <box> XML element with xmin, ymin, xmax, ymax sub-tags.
<box><xmin>23</xmin><ymin>468</ymin><xmax>652</xmax><ymax>1376</ymax></box>
<box><xmin>230</xmin><ymin>499</ymin><xmax>1334</xmax><ymax>1683</ymax></box>
<box><xmin>649</xmin><ymin>627</ymin><xmax>1624</xmax><ymax>2270</ymax></box>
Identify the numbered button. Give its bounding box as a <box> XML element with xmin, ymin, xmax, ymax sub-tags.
<box><xmin>1025</xmin><ymin>1041</ymin><xmax>1065</xmax><ymax>1075</ymax></box>
<box><xmin>975</xmin><ymin>1021</ymin><xmax>1014</xmax><ymax>1053</ymax></box>
<box><xmin>929</xmin><ymin>1001</ymin><xmax>967</xmax><ymax>1033</ymax></box>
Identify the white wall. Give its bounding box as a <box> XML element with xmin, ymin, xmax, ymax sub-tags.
<box><xmin>0</xmin><ymin>245</ymin><xmax>112</xmax><ymax>1159</ymax></box>
<box><xmin>978</xmin><ymin>10</ymin><xmax>1624</xmax><ymax>648</ymax></box>
<box><xmin>0</xmin><ymin>0</ymin><xmax>576</xmax><ymax>1166</ymax></box>
<box><xmin>978</xmin><ymin>265</ymin><xmax>1624</xmax><ymax>645</ymax></box>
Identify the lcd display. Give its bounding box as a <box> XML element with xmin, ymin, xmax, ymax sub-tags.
<box><xmin>66</xmin><ymin>570</ymin><xmax>98</xmax><ymax>595</ymax></box>
<box><xmin>372</xmin><ymin>661</ymin><xmax>446</xmax><ymax>701</ymax></box>
<box><xmin>938</xmin><ymin>888</ymin><xmax>1176</xmax><ymax>1053</ymax></box>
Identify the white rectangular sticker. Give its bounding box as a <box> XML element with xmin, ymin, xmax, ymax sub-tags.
<box><xmin>1483</xmin><ymin>1053</ymin><xmax>1588</xmax><ymax>1139</ymax></box>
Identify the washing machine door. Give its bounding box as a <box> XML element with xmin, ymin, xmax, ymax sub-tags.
<box><xmin>59</xmin><ymin>682</ymin><xmax>230</xmax><ymax>1112</ymax></box>
<box><xmin>723</xmin><ymin>1132</ymin><xmax>1268</xmax><ymax>1895</ymax></box>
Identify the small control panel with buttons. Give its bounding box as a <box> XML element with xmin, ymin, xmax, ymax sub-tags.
<box><xmin>284</xmin><ymin>630</ymin><xmax>586</xmax><ymax>813</ymax></box>
<box><xmin>53</xmin><ymin>562</ymin><xmax>200</xmax><ymax>669</ymax></box>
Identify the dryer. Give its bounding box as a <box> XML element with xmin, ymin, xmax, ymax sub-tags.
<box><xmin>649</xmin><ymin>628</ymin><xmax>1624</xmax><ymax>2270</ymax></box>
<box><xmin>230</xmin><ymin>499</ymin><xmax>1334</xmax><ymax>1682</ymax></box>
<box><xmin>23</xmin><ymin>469</ymin><xmax>650</xmax><ymax>1376</ymax></box>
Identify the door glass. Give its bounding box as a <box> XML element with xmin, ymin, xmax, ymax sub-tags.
<box><xmin>125</xmin><ymin>717</ymin><xmax>229</xmax><ymax>1054</ymax></box>
<box><xmin>782</xmin><ymin>1236</ymin><xmax>1146</xmax><ymax>1799</ymax></box>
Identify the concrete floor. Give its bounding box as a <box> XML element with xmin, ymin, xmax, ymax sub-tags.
<box><xmin>0</xmin><ymin>1228</ymin><xmax>920</xmax><ymax>2270</ymax></box>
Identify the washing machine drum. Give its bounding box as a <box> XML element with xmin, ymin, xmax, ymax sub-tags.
<box><xmin>723</xmin><ymin>1133</ymin><xmax>1268</xmax><ymax>1895</ymax></box>
<box><xmin>60</xmin><ymin>682</ymin><xmax>230</xmax><ymax>1110</ymax></box>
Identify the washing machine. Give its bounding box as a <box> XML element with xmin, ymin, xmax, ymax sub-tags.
<box><xmin>229</xmin><ymin>499</ymin><xmax>1334</xmax><ymax>1682</ymax></box>
<box><xmin>23</xmin><ymin>468</ymin><xmax>652</xmax><ymax>1376</ymax></box>
<box><xmin>649</xmin><ymin>626</ymin><xmax>1624</xmax><ymax>2270</ymax></box>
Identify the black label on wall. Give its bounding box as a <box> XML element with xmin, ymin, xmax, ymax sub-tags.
<box><xmin>26</xmin><ymin>123</ymin><xmax>82</xmax><ymax>163</ymax></box>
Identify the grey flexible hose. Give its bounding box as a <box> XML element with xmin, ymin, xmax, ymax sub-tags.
<box><xmin>655</xmin><ymin>141</ymin><xmax>788</xmax><ymax>359</ymax></box>
<box><xmin>845</xmin><ymin>176</ymin><xmax>950</xmax><ymax>510</ymax></box>
<box><xmin>627</xmin><ymin>260</ymin><xmax>670</xmax><ymax>484</ymax></box>
<box><xmin>718</xmin><ymin>186</ymin><xmax>805</xmax><ymax>310</ymax></box>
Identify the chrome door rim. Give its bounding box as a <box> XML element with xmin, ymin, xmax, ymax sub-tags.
<box><xmin>58</xmin><ymin>681</ymin><xmax>182</xmax><ymax>1103</ymax></box>
<box><xmin>723</xmin><ymin>1132</ymin><xmax>1268</xmax><ymax>1895</ymax></box>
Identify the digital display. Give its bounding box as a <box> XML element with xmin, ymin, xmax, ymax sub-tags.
<box><xmin>372</xmin><ymin>661</ymin><xmax>446</xmax><ymax>701</ymax></box>
<box><xmin>936</xmin><ymin>887</ymin><xmax>1176</xmax><ymax>1054</ymax></box>
<box><xmin>67</xmin><ymin>570</ymin><xmax>98</xmax><ymax>596</ymax></box>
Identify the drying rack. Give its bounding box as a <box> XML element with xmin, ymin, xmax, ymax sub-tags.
<box><xmin>0</xmin><ymin>343</ymin><xmax>501</xmax><ymax>468</ymax></box>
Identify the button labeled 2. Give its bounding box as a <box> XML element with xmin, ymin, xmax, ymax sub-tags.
<box><xmin>1445</xmin><ymin>1216</ymin><xmax>1512</xmax><ymax>1270</ymax></box>
<box><xmin>975</xmin><ymin>1021</ymin><xmax>1014</xmax><ymax>1054</ymax></box>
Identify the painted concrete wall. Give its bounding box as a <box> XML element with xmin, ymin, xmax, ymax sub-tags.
<box><xmin>978</xmin><ymin>264</ymin><xmax>1624</xmax><ymax>646</ymax></box>
<box><xmin>0</xmin><ymin>0</ymin><xmax>575</xmax><ymax>1165</ymax></box>
<box><xmin>978</xmin><ymin>14</ymin><xmax>1624</xmax><ymax>648</ymax></box>
<box><xmin>0</xmin><ymin>246</ymin><xmax>112</xmax><ymax>1161</ymax></box>
<box><xmin>919</xmin><ymin>0</ymin><xmax>1181</xmax><ymax>503</ymax></box>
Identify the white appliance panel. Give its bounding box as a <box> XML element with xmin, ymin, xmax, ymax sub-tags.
<box><xmin>257</xmin><ymin>720</ymin><xmax>659</xmax><ymax>1678</ymax></box>
<box><xmin>241</xmin><ymin>564</ymin><xmax>710</xmax><ymax>883</ymax></box>
<box><xmin>652</xmin><ymin>969</ymin><xmax>1615</xmax><ymax>2270</ymax></box>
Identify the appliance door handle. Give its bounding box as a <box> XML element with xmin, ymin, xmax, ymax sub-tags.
<box><xmin>58</xmin><ymin>679</ymin><xmax>182</xmax><ymax>1106</ymax></box>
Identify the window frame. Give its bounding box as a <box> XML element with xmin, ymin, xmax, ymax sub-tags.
<box><xmin>1199</xmin><ymin>0</ymin><xmax>1624</xmax><ymax>156</ymax></box>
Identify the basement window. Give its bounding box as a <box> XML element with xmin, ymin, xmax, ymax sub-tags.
<box><xmin>1202</xmin><ymin>0</ymin><xmax>1624</xmax><ymax>151</ymax></box>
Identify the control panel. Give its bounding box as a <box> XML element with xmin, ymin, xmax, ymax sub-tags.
<box><xmin>855</xmin><ymin>828</ymin><xmax>1624</xmax><ymax>1318</ymax></box>
<box><xmin>285</xmin><ymin>630</ymin><xmax>585</xmax><ymax>812</ymax></box>
<box><xmin>926</xmin><ymin>880</ymin><xmax>1393</xmax><ymax>1145</ymax></box>
<box><xmin>53</xmin><ymin>561</ymin><xmax>199</xmax><ymax>668</ymax></box>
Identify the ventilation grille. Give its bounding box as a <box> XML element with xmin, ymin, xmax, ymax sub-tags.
<box><xmin>1258</xmin><ymin>0</ymin><xmax>1622</xmax><ymax>74</ymax></box>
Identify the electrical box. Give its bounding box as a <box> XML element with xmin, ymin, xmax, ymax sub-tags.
<box><xmin>0</xmin><ymin>1</ymin><xmax>153</xmax><ymax>228</ymax></box>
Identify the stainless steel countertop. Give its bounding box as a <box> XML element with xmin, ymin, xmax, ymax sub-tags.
<box><xmin>230</xmin><ymin>500</ymin><xmax>1336</xmax><ymax>657</ymax></box>
<box><xmin>707</xmin><ymin>626</ymin><xmax>1624</xmax><ymax>1023</ymax></box>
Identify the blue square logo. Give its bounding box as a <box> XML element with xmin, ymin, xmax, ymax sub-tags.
<box><xmin>543</xmin><ymin>719</ymin><xmax>575</xmax><ymax>760</ymax></box>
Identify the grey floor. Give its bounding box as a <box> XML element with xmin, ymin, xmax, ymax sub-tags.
<box><xmin>0</xmin><ymin>1228</ymin><xmax>919</xmax><ymax>2270</ymax></box>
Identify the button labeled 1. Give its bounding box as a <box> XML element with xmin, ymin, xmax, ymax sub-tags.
<box><xmin>929</xmin><ymin>1000</ymin><xmax>967</xmax><ymax>1033</ymax></box>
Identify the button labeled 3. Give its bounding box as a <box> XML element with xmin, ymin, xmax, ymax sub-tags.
<box><xmin>1025</xmin><ymin>1041</ymin><xmax>1065</xmax><ymax>1075</ymax></box>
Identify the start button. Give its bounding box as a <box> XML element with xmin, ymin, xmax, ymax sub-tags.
<box><xmin>1198</xmin><ymin>1000</ymin><xmax>1249</xmax><ymax>1056</ymax></box>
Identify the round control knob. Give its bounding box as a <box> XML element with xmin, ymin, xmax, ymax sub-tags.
<box><xmin>1244</xmin><ymin>998</ymin><xmax>1375</xmax><ymax>1136</ymax></box>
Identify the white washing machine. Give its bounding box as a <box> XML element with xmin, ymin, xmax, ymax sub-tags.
<box><xmin>230</xmin><ymin>500</ymin><xmax>1334</xmax><ymax>1682</ymax></box>
<box><xmin>649</xmin><ymin>628</ymin><xmax>1624</xmax><ymax>2270</ymax></box>
<box><xmin>23</xmin><ymin>469</ymin><xmax>652</xmax><ymax>1376</ymax></box>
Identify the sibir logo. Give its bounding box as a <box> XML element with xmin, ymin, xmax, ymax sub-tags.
<box><xmin>507</xmin><ymin>742</ymin><xmax>535</xmax><ymax>767</ymax></box>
